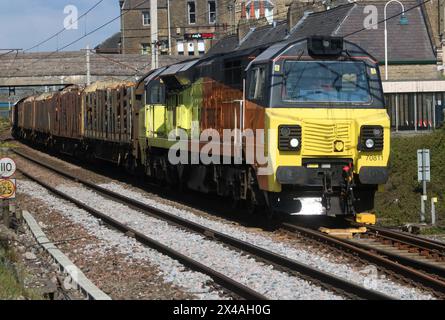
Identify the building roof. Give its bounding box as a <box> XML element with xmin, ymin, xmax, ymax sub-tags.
<box><xmin>207</xmin><ymin>35</ymin><xmax>239</xmax><ymax>55</ymax></box>
<box><xmin>121</xmin><ymin>0</ymin><xmax>167</xmax><ymax>10</ymax></box>
<box><xmin>95</xmin><ymin>32</ymin><xmax>122</xmax><ymax>53</ymax></box>
<box><xmin>0</xmin><ymin>51</ymin><xmax>191</xmax><ymax>86</ymax></box>
<box><xmin>335</xmin><ymin>1</ymin><xmax>435</xmax><ymax>62</ymax></box>
<box><xmin>207</xmin><ymin>1</ymin><xmax>436</xmax><ymax>63</ymax></box>
<box><xmin>238</xmin><ymin>21</ymin><xmax>289</xmax><ymax>51</ymax></box>
<box><xmin>288</xmin><ymin>3</ymin><xmax>355</xmax><ymax>41</ymax></box>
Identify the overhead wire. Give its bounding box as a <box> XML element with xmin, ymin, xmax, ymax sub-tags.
<box><xmin>24</xmin><ymin>0</ymin><xmax>106</xmax><ymax>52</ymax></box>
<box><xmin>3</xmin><ymin>0</ymin><xmax>434</xmax><ymax>82</ymax></box>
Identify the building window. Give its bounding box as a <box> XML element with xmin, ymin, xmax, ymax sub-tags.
<box><xmin>188</xmin><ymin>1</ymin><xmax>196</xmax><ymax>24</ymax></box>
<box><xmin>198</xmin><ymin>40</ymin><xmax>205</xmax><ymax>55</ymax></box>
<box><xmin>141</xmin><ymin>43</ymin><xmax>150</xmax><ymax>55</ymax></box>
<box><xmin>187</xmin><ymin>42</ymin><xmax>195</xmax><ymax>56</ymax></box>
<box><xmin>142</xmin><ymin>11</ymin><xmax>150</xmax><ymax>26</ymax></box>
<box><xmin>208</xmin><ymin>1</ymin><xmax>216</xmax><ymax>24</ymax></box>
<box><xmin>177</xmin><ymin>41</ymin><xmax>184</xmax><ymax>55</ymax></box>
<box><xmin>265</xmin><ymin>6</ymin><xmax>273</xmax><ymax>23</ymax></box>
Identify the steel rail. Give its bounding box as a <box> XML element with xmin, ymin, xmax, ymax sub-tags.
<box><xmin>282</xmin><ymin>222</ymin><xmax>445</xmax><ymax>296</ymax></box>
<box><xmin>13</xmin><ymin>148</ymin><xmax>391</xmax><ymax>300</ymax></box>
<box><xmin>17</xmin><ymin>168</ymin><xmax>267</xmax><ymax>300</ymax></box>
<box><xmin>365</xmin><ymin>225</ymin><xmax>445</xmax><ymax>252</ymax></box>
<box><xmin>358</xmin><ymin>232</ymin><xmax>445</xmax><ymax>279</ymax></box>
<box><xmin>351</xmin><ymin>235</ymin><xmax>445</xmax><ymax>279</ymax></box>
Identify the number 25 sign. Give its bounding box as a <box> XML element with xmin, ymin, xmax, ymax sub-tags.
<box><xmin>0</xmin><ymin>178</ymin><xmax>16</xmax><ymax>199</ymax></box>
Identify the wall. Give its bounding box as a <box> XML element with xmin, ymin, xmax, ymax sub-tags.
<box><xmin>120</xmin><ymin>0</ymin><xmax>301</xmax><ymax>56</ymax></box>
<box><xmin>121</xmin><ymin>0</ymin><xmax>235</xmax><ymax>56</ymax></box>
<box><xmin>380</xmin><ymin>64</ymin><xmax>440</xmax><ymax>81</ymax></box>
<box><xmin>121</xmin><ymin>3</ymin><xmax>169</xmax><ymax>54</ymax></box>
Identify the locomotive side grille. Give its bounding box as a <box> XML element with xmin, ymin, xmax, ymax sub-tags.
<box><xmin>302</xmin><ymin>122</ymin><xmax>352</xmax><ymax>154</ymax></box>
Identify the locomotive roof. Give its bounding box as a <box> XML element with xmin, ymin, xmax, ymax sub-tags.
<box><xmin>250</xmin><ymin>38</ymin><xmax>376</xmax><ymax>65</ymax></box>
<box><xmin>141</xmin><ymin>67</ymin><xmax>166</xmax><ymax>86</ymax></box>
<box><xmin>160</xmin><ymin>59</ymin><xmax>200</xmax><ymax>77</ymax></box>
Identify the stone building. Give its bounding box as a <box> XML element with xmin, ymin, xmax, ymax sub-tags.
<box><xmin>118</xmin><ymin>0</ymin><xmax>297</xmax><ymax>56</ymax></box>
<box><xmin>120</xmin><ymin>0</ymin><xmax>166</xmax><ymax>55</ymax></box>
<box><xmin>119</xmin><ymin>0</ymin><xmax>235</xmax><ymax>56</ymax></box>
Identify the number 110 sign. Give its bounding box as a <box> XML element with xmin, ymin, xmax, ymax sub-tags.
<box><xmin>0</xmin><ymin>157</ymin><xmax>16</xmax><ymax>178</ymax></box>
<box><xmin>0</xmin><ymin>158</ymin><xmax>16</xmax><ymax>199</ymax></box>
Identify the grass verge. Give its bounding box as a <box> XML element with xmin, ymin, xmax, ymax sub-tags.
<box><xmin>0</xmin><ymin>245</ymin><xmax>41</xmax><ymax>300</ymax></box>
<box><xmin>375</xmin><ymin>128</ymin><xmax>445</xmax><ymax>229</ymax></box>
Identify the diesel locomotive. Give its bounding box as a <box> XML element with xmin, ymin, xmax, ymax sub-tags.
<box><xmin>12</xmin><ymin>36</ymin><xmax>390</xmax><ymax>220</ymax></box>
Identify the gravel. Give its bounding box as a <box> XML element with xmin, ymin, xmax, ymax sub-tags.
<box><xmin>95</xmin><ymin>181</ymin><xmax>437</xmax><ymax>300</ymax></box>
<box><xmin>18</xmin><ymin>181</ymin><xmax>226</xmax><ymax>300</ymax></box>
<box><xmin>12</xmin><ymin>142</ymin><xmax>440</xmax><ymax>299</ymax></box>
<box><xmin>19</xmin><ymin>180</ymin><xmax>343</xmax><ymax>300</ymax></box>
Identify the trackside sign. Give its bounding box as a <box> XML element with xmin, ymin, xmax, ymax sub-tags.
<box><xmin>0</xmin><ymin>157</ymin><xmax>16</xmax><ymax>178</ymax></box>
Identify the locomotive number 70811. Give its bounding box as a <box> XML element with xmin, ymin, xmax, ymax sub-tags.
<box><xmin>366</xmin><ymin>155</ymin><xmax>384</xmax><ymax>161</ymax></box>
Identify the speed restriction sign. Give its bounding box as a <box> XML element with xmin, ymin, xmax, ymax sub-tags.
<box><xmin>0</xmin><ymin>157</ymin><xmax>16</xmax><ymax>178</ymax></box>
<box><xmin>0</xmin><ymin>179</ymin><xmax>16</xmax><ymax>199</ymax></box>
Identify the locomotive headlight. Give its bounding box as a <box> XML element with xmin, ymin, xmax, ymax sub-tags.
<box><xmin>373</xmin><ymin>128</ymin><xmax>382</xmax><ymax>137</ymax></box>
<box><xmin>289</xmin><ymin>138</ymin><xmax>299</xmax><ymax>148</ymax></box>
<box><xmin>365</xmin><ymin>139</ymin><xmax>375</xmax><ymax>149</ymax></box>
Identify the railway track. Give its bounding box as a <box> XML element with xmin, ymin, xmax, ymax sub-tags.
<box><xmin>352</xmin><ymin>225</ymin><xmax>445</xmax><ymax>277</ymax></box>
<box><xmin>282</xmin><ymin>223</ymin><xmax>445</xmax><ymax>297</ymax></box>
<box><xmin>12</xmin><ymin>148</ymin><xmax>390</xmax><ymax>300</ymax></box>
<box><xmin>16</xmin><ymin>167</ymin><xmax>266</xmax><ymax>300</ymax></box>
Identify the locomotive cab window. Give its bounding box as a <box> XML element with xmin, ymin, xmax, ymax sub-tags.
<box><xmin>145</xmin><ymin>79</ymin><xmax>165</xmax><ymax>105</ymax></box>
<box><xmin>248</xmin><ymin>66</ymin><xmax>267</xmax><ymax>101</ymax></box>
<box><xmin>281</xmin><ymin>61</ymin><xmax>371</xmax><ymax>104</ymax></box>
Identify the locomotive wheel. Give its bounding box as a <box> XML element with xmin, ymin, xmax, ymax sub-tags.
<box><xmin>245</xmin><ymin>188</ymin><xmax>261</xmax><ymax>216</ymax></box>
<box><xmin>264</xmin><ymin>206</ymin><xmax>275</xmax><ymax>220</ymax></box>
<box><xmin>230</xmin><ymin>185</ymin><xmax>240</xmax><ymax>211</ymax></box>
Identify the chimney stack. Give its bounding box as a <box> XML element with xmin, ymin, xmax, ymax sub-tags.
<box><xmin>250</xmin><ymin>1</ymin><xmax>255</xmax><ymax>19</ymax></box>
<box><xmin>241</xmin><ymin>1</ymin><xmax>246</xmax><ymax>18</ymax></box>
<box><xmin>259</xmin><ymin>1</ymin><xmax>265</xmax><ymax>18</ymax></box>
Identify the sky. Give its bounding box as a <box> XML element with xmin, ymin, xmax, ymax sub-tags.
<box><xmin>0</xmin><ymin>0</ymin><xmax>121</xmax><ymax>52</ymax></box>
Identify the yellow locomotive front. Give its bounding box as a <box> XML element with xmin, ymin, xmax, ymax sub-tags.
<box><xmin>252</xmin><ymin>37</ymin><xmax>390</xmax><ymax>218</ymax></box>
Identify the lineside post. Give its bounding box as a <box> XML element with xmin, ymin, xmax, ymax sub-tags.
<box><xmin>86</xmin><ymin>44</ymin><xmax>91</xmax><ymax>85</ymax></box>
<box><xmin>2</xmin><ymin>200</ymin><xmax>9</xmax><ymax>227</ymax></box>
<box><xmin>417</xmin><ymin>149</ymin><xmax>430</xmax><ymax>223</ymax></box>
<box><xmin>431</xmin><ymin>197</ymin><xmax>437</xmax><ymax>226</ymax></box>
